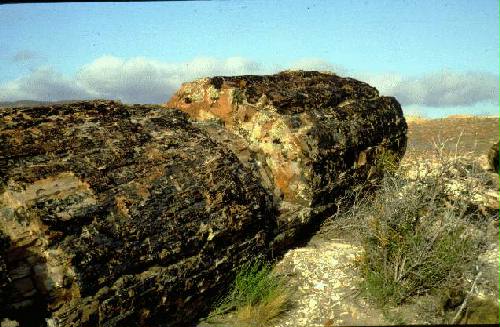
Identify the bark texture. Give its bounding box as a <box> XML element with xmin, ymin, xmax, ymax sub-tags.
<box><xmin>0</xmin><ymin>101</ymin><xmax>274</xmax><ymax>326</ymax></box>
<box><xmin>166</xmin><ymin>71</ymin><xmax>407</xmax><ymax>248</ymax></box>
<box><xmin>0</xmin><ymin>71</ymin><xmax>408</xmax><ymax>326</ymax></box>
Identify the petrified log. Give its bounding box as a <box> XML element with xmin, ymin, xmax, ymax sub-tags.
<box><xmin>166</xmin><ymin>71</ymin><xmax>407</xmax><ymax>248</ymax></box>
<box><xmin>0</xmin><ymin>101</ymin><xmax>274</xmax><ymax>326</ymax></box>
<box><xmin>0</xmin><ymin>71</ymin><xmax>407</xmax><ymax>326</ymax></box>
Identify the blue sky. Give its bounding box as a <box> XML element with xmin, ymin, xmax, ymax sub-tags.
<box><xmin>0</xmin><ymin>0</ymin><xmax>498</xmax><ymax>117</ymax></box>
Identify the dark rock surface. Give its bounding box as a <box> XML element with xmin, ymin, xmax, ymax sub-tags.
<box><xmin>0</xmin><ymin>101</ymin><xmax>274</xmax><ymax>326</ymax></box>
<box><xmin>488</xmin><ymin>141</ymin><xmax>499</xmax><ymax>173</ymax></box>
<box><xmin>0</xmin><ymin>71</ymin><xmax>407</xmax><ymax>327</ymax></box>
<box><xmin>166</xmin><ymin>71</ymin><xmax>408</xmax><ymax>249</ymax></box>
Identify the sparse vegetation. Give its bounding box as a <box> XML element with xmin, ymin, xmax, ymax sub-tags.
<box><xmin>231</xmin><ymin>89</ymin><xmax>245</xmax><ymax>106</ymax></box>
<box><xmin>327</xmin><ymin>143</ymin><xmax>493</xmax><ymax>317</ymax></box>
<box><xmin>374</xmin><ymin>149</ymin><xmax>400</xmax><ymax>175</ymax></box>
<box><xmin>459</xmin><ymin>297</ymin><xmax>499</xmax><ymax>324</ymax></box>
<box><xmin>203</xmin><ymin>259</ymin><xmax>290</xmax><ymax>327</ymax></box>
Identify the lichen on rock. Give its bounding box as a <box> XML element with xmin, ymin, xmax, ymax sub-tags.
<box><xmin>0</xmin><ymin>71</ymin><xmax>408</xmax><ymax>326</ymax></box>
<box><xmin>166</xmin><ymin>70</ymin><xmax>408</xmax><ymax>248</ymax></box>
<box><xmin>0</xmin><ymin>100</ymin><xmax>275</xmax><ymax>326</ymax></box>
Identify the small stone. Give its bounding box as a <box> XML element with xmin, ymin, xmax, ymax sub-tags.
<box><xmin>1</xmin><ymin>319</ymin><xmax>19</xmax><ymax>327</ymax></box>
<box><xmin>313</xmin><ymin>281</ymin><xmax>326</xmax><ymax>290</ymax></box>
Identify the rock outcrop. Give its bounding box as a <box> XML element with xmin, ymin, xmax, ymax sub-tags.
<box><xmin>166</xmin><ymin>71</ymin><xmax>407</xmax><ymax>248</ymax></box>
<box><xmin>488</xmin><ymin>141</ymin><xmax>499</xmax><ymax>173</ymax></box>
<box><xmin>0</xmin><ymin>101</ymin><xmax>274</xmax><ymax>326</ymax></box>
<box><xmin>0</xmin><ymin>71</ymin><xmax>408</xmax><ymax>326</ymax></box>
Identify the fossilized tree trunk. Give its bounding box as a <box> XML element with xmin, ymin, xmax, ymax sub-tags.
<box><xmin>0</xmin><ymin>101</ymin><xmax>274</xmax><ymax>326</ymax></box>
<box><xmin>0</xmin><ymin>71</ymin><xmax>407</xmax><ymax>326</ymax></box>
<box><xmin>166</xmin><ymin>71</ymin><xmax>407</xmax><ymax>248</ymax></box>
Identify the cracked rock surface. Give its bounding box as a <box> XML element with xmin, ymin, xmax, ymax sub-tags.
<box><xmin>1</xmin><ymin>71</ymin><xmax>408</xmax><ymax>326</ymax></box>
<box><xmin>166</xmin><ymin>71</ymin><xmax>407</xmax><ymax>250</ymax></box>
<box><xmin>0</xmin><ymin>101</ymin><xmax>274</xmax><ymax>326</ymax></box>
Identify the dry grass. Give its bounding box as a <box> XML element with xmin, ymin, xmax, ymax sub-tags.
<box><xmin>324</xmin><ymin>139</ymin><xmax>495</xmax><ymax>314</ymax></box>
<box><xmin>405</xmin><ymin>116</ymin><xmax>498</xmax><ymax>159</ymax></box>
<box><xmin>229</xmin><ymin>293</ymin><xmax>289</xmax><ymax>327</ymax></box>
<box><xmin>202</xmin><ymin>259</ymin><xmax>290</xmax><ymax>327</ymax></box>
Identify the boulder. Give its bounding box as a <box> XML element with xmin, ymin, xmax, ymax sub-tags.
<box><xmin>0</xmin><ymin>101</ymin><xmax>274</xmax><ymax>326</ymax></box>
<box><xmin>488</xmin><ymin>141</ymin><xmax>499</xmax><ymax>173</ymax></box>
<box><xmin>166</xmin><ymin>71</ymin><xmax>408</xmax><ymax>248</ymax></box>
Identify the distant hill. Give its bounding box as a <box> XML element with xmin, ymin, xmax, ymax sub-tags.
<box><xmin>406</xmin><ymin>115</ymin><xmax>499</xmax><ymax>156</ymax></box>
<box><xmin>0</xmin><ymin>100</ymin><xmax>84</xmax><ymax>108</ymax></box>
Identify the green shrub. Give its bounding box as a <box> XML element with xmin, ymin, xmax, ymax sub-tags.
<box><xmin>360</xmin><ymin>214</ymin><xmax>476</xmax><ymax>305</ymax></box>
<box><xmin>226</xmin><ymin>260</ymin><xmax>282</xmax><ymax>308</ymax></box>
<box><xmin>374</xmin><ymin>149</ymin><xmax>400</xmax><ymax>174</ymax></box>
<box><xmin>327</xmin><ymin>152</ymin><xmax>489</xmax><ymax>307</ymax></box>
<box><xmin>231</xmin><ymin>89</ymin><xmax>245</xmax><ymax>106</ymax></box>
<box><xmin>204</xmin><ymin>259</ymin><xmax>289</xmax><ymax>326</ymax></box>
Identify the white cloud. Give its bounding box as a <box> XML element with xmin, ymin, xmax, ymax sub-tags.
<box><xmin>357</xmin><ymin>72</ymin><xmax>403</xmax><ymax>94</ymax></box>
<box><xmin>74</xmin><ymin>56</ymin><xmax>270</xmax><ymax>103</ymax></box>
<box><xmin>0</xmin><ymin>67</ymin><xmax>91</xmax><ymax>102</ymax></box>
<box><xmin>0</xmin><ymin>56</ymin><xmax>498</xmax><ymax>107</ymax></box>
<box><xmin>0</xmin><ymin>56</ymin><xmax>271</xmax><ymax>104</ymax></box>
<box><xmin>76</xmin><ymin>56</ymin><xmax>177</xmax><ymax>103</ymax></box>
<box><xmin>362</xmin><ymin>70</ymin><xmax>499</xmax><ymax>107</ymax></box>
<box><xmin>11</xmin><ymin>50</ymin><xmax>39</xmax><ymax>63</ymax></box>
<box><xmin>174</xmin><ymin>56</ymin><xmax>267</xmax><ymax>79</ymax></box>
